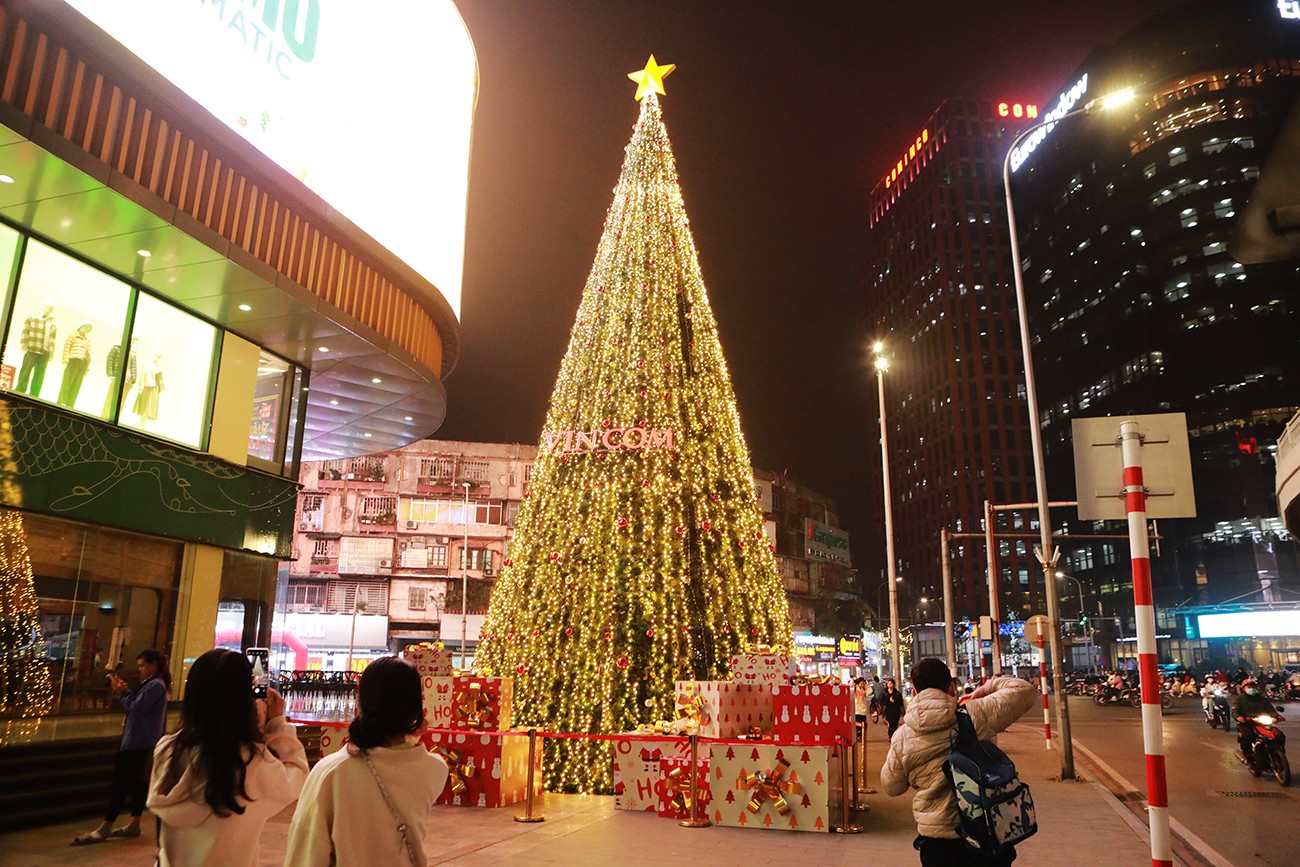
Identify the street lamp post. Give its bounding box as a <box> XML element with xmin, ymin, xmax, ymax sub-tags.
<box><xmin>1002</xmin><ymin>85</ymin><xmax>1132</xmax><ymax>782</ymax></box>
<box><xmin>873</xmin><ymin>343</ymin><xmax>903</xmax><ymax>682</ymax></box>
<box><xmin>1056</xmin><ymin>570</ymin><xmax>1095</xmax><ymax>675</ymax></box>
<box><xmin>460</xmin><ymin>481</ymin><xmax>472</xmax><ymax>667</ymax></box>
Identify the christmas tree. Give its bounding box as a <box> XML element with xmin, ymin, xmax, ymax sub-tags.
<box><xmin>477</xmin><ymin>57</ymin><xmax>793</xmax><ymax>791</ymax></box>
<box><xmin>0</xmin><ymin>404</ymin><xmax>54</xmax><ymax>720</ymax></box>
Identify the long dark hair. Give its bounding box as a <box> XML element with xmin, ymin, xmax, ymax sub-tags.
<box><xmin>138</xmin><ymin>648</ymin><xmax>172</xmax><ymax>691</ymax></box>
<box><xmin>348</xmin><ymin>656</ymin><xmax>423</xmax><ymax>751</ymax></box>
<box><xmin>167</xmin><ymin>648</ymin><xmax>262</xmax><ymax>816</ymax></box>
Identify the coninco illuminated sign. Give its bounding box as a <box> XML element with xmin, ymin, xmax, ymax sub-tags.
<box><xmin>997</xmin><ymin>102</ymin><xmax>1039</xmax><ymax>119</ymax></box>
<box><xmin>1009</xmin><ymin>73</ymin><xmax>1089</xmax><ymax>173</ymax></box>
<box><xmin>1279</xmin><ymin>1</ymin><xmax>1300</xmax><ymax>21</ymax></box>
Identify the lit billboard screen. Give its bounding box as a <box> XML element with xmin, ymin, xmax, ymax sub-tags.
<box><xmin>1197</xmin><ymin>610</ymin><xmax>1300</xmax><ymax>638</ymax></box>
<box><xmin>63</xmin><ymin>0</ymin><xmax>476</xmax><ymax>319</ymax></box>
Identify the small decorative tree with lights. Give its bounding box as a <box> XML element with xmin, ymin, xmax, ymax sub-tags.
<box><xmin>0</xmin><ymin>404</ymin><xmax>54</xmax><ymax>719</ymax></box>
<box><xmin>477</xmin><ymin>57</ymin><xmax>793</xmax><ymax>791</ymax></box>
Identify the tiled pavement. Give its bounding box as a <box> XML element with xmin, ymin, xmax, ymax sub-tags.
<box><xmin>2</xmin><ymin>720</ymin><xmax>1175</xmax><ymax>866</ymax></box>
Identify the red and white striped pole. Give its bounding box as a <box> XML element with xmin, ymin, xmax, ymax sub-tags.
<box><xmin>1037</xmin><ymin>631</ymin><xmax>1051</xmax><ymax>749</ymax></box>
<box><xmin>1120</xmin><ymin>420</ymin><xmax>1171</xmax><ymax>867</ymax></box>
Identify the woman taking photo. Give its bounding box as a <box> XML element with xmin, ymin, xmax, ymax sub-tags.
<box><xmin>147</xmin><ymin>647</ymin><xmax>308</xmax><ymax>866</ymax></box>
<box><xmin>286</xmin><ymin>655</ymin><xmax>448</xmax><ymax>867</ymax></box>
<box><xmin>72</xmin><ymin>649</ymin><xmax>170</xmax><ymax>845</ymax></box>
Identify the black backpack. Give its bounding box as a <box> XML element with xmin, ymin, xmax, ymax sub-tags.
<box><xmin>941</xmin><ymin>706</ymin><xmax>1038</xmax><ymax>856</ymax></box>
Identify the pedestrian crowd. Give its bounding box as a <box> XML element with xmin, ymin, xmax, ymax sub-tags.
<box><xmin>73</xmin><ymin>648</ymin><xmax>447</xmax><ymax>866</ymax></box>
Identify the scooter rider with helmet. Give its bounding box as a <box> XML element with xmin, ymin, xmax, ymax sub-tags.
<box><xmin>1233</xmin><ymin>678</ymin><xmax>1281</xmax><ymax>759</ymax></box>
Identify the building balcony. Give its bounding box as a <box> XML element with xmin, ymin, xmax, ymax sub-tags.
<box><xmin>1278</xmin><ymin>410</ymin><xmax>1300</xmax><ymax>535</ymax></box>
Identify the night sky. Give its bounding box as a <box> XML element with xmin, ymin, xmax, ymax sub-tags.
<box><xmin>436</xmin><ymin>0</ymin><xmax>1185</xmax><ymax>565</ymax></box>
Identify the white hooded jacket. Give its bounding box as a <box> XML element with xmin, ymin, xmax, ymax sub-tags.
<box><xmin>147</xmin><ymin>716</ymin><xmax>308</xmax><ymax>866</ymax></box>
<box><xmin>881</xmin><ymin>676</ymin><xmax>1037</xmax><ymax>839</ymax></box>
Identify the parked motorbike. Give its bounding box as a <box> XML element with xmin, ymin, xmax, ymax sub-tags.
<box><xmin>1237</xmin><ymin>706</ymin><xmax>1290</xmax><ymax>786</ymax></box>
<box><xmin>1205</xmin><ymin>689</ymin><xmax>1232</xmax><ymax>730</ymax></box>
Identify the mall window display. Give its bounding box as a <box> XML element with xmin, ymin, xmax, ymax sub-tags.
<box><xmin>118</xmin><ymin>293</ymin><xmax>217</xmax><ymax>449</ymax></box>
<box><xmin>1</xmin><ymin>240</ymin><xmax>131</xmax><ymax>420</ymax></box>
<box><xmin>248</xmin><ymin>351</ymin><xmax>291</xmax><ymax>469</ymax></box>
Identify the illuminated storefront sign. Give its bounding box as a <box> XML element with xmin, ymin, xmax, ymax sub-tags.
<box><xmin>1009</xmin><ymin>73</ymin><xmax>1089</xmax><ymax>173</ymax></box>
<box><xmin>63</xmin><ymin>0</ymin><xmax>477</xmax><ymax>318</ymax></box>
<box><xmin>997</xmin><ymin>102</ymin><xmax>1039</xmax><ymax>119</ymax></box>
<box><xmin>540</xmin><ymin>426</ymin><xmax>676</xmax><ymax>454</ymax></box>
<box><xmin>1279</xmin><ymin>1</ymin><xmax>1300</xmax><ymax>21</ymax></box>
<box><xmin>1198</xmin><ymin>610</ymin><xmax>1300</xmax><ymax>638</ymax></box>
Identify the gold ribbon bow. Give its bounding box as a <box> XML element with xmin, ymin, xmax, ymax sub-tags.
<box><xmin>738</xmin><ymin>757</ymin><xmax>802</xmax><ymax>815</ymax></box>
<box><xmin>665</xmin><ymin>765</ymin><xmax>695</xmax><ymax>814</ymax></box>
<box><xmin>454</xmin><ymin>682</ymin><xmax>494</xmax><ymax>728</ymax></box>
<box><xmin>791</xmin><ymin>674</ymin><xmax>837</xmax><ymax>686</ymax></box>
<box><xmin>636</xmin><ymin>720</ymin><xmax>676</xmax><ymax>735</ymax></box>
<box><xmin>746</xmin><ymin>643</ymin><xmax>774</xmax><ymax>654</ymax></box>
<box><xmin>431</xmin><ymin>745</ymin><xmax>475</xmax><ymax>794</ymax></box>
<box><xmin>674</xmin><ymin>686</ymin><xmax>712</xmax><ymax>733</ymax></box>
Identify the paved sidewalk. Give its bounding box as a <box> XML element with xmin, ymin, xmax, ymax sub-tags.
<box><xmin>3</xmin><ymin>720</ymin><xmax>1168</xmax><ymax>866</ymax></box>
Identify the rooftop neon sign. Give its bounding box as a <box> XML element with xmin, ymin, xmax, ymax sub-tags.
<box><xmin>883</xmin><ymin>127</ymin><xmax>930</xmax><ymax>189</ymax></box>
<box><xmin>1009</xmin><ymin>73</ymin><xmax>1089</xmax><ymax>173</ymax></box>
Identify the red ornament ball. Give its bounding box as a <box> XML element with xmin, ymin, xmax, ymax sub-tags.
<box><xmin>674</xmin><ymin>525</ymin><xmax>685</xmax><ymax>535</ymax></box>
<box><xmin>617</xmin><ymin>656</ymin><xmax>629</xmax><ymax>670</ymax></box>
<box><xmin>646</xmin><ymin>628</ymin><xmax>655</xmax><ymax>638</ymax></box>
<box><xmin>517</xmin><ymin>663</ymin><xmax>528</xmax><ymax>675</ymax></box>
<box><xmin>565</xmin><ymin>627</ymin><xmax>573</xmax><ymax>636</ymax></box>
<box><xmin>701</xmin><ymin>521</ymin><xmax>711</xmax><ymax>531</ymax></box>
<box><xmin>617</xmin><ymin>517</ymin><xmax>629</xmax><ymax>528</ymax></box>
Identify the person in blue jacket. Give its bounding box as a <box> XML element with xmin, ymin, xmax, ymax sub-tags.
<box><xmin>72</xmin><ymin>648</ymin><xmax>171</xmax><ymax>845</ymax></box>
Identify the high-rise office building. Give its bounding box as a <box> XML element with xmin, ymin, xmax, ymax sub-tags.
<box><xmin>1011</xmin><ymin>0</ymin><xmax>1300</xmax><ymax>669</ymax></box>
<box><xmin>864</xmin><ymin>97</ymin><xmax>1045</xmax><ymax>626</ymax></box>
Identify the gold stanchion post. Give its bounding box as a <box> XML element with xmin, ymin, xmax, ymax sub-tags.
<box><xmin>832</xmin><ymin>738</ymin><xmax>862</xmax><ymax>834</ymax></box>
<box><xmin>678</xmin><ymin>733</ymin><xmax>711</xmax><ymax>828</ymax></box>
<box><xmin>513</xmin><ymin>728</ymin><xmax>545</xmax><ymax>823</ymax></box>
<box><xmin>858</xmin><ymin>719</ymin><xmax>876</xmax><ymax>795</ymax></box>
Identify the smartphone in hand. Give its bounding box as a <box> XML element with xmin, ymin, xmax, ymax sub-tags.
<box><xmin>246</xmin><ymin>647</ymin><xmax>270</xmax><ymax>699</ymax></box>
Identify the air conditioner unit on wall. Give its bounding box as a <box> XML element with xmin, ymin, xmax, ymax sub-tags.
<box><xmin>379</xmin><ymin>559</ymin><xmax>391</xmax><ymax>568</ymax></box>
<box><xmin>406</xmin><ymin>521</ymin><xmax>418</xmax><ymax>529</ymax></box>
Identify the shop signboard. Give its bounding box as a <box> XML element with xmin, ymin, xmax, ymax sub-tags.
<box><xmin>1197</xmin><ymin>610</ymin><xmax>1300</xmax><ymax>638</ymax></box>
<box><xmin>803</xmin><ymin>518</ymin><xmax>850</xmax><ymax>565</ymax></box>
<box><xmin>1</xmin><ymin>396</ymin><xmax>296</xmax><ymax>557</ymax></box>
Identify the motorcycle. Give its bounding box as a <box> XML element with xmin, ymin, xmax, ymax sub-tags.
<box><xmin>1237</xmin><ymin>706</ymin><xmax>1290</xmax><ymax>786</ymax></box>
<box><xmin>1205</xmin><ymin>689</ymin><xmax>1232</xmax><ymax>730</ymax></box>
<box><xmin>1095</xmin><ymin>686</ymin><xmax>1139</xmax><ymax>706</ymax></box>
<box><xmin>1127</xmin><ymin>688</ymin><xmax>1175</xmax><ymax>710</ymax></box>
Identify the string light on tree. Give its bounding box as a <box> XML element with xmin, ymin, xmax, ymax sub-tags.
<box><xmin>477</xmin><ymin>57</ymin><xmax>793</xmax><ymax>792</ymax></box>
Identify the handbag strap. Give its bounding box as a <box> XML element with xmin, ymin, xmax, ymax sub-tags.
<box><xmin>359</xmin><ymin>751</ymin><xmax>420</xmax><ymax>867</ymax></box>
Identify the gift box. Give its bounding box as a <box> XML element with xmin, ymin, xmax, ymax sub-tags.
<box><xmin>317</xmin><ymin>724</ymin><xmax>350</xmax><ymax>758</ymax></box>
<box><xmin>422</xmin><ymin>730</ymin><xmax>542</xmax><ymax>807</ymax></box>
<box><xmin>449</xmin><ymin>675</ymin><xmax>513</xmax><ymax>730</ymax></box>
<box><xmin>729</xmin><ymin>649</ymin><xmax>796</xmax><ymax>685</ymax></box>
<box><xmin>708</xmin><ymin>742</ymin><xmax>843</xmax><ymax>832</ymax></box>
<box><xmin>674</xmin><ymin>681</ymin><xmax>771</xmax><ymax>739</ymax></box>
<box><xmin>422</xmin><ymin>675</ymin><xmax>456</xmax><ymax>728</ymax></box>
<box><xmin>772</xmin><ymin>683</ymin><xmax>855</xmax><ymax>746</ymax></box>
<box><xmin>656</xmin><ymin>754</ymin><xmax>710</xmax><ymax>821</ymax></box>
<box><xmin>611</xmin><ymin>736</ymin><xmax>691</xmax><ymax>811</ymax></box>
<box><xmin>403</xmin><ymin>643</ymin><xmax>453</xmax><ymax>678</ymax></box>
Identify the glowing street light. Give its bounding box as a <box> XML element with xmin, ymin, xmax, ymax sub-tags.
<box><xmin>872</xmin><ymin>340</ymin><xmax>903</xmax><ymax>680</ymax></box>
<box><xmin>1002</xmin><ymin>85</ymin><xmax>1135</xmax><ymax>781</ymax></box>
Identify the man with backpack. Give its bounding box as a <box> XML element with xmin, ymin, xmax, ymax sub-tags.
<box><xmin>882</xmin><ymin>657</ymin><xmax>1037</xmax><ymax>865</ymax></box>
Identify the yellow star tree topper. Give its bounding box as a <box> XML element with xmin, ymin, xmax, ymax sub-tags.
<box><xmin>627</xmin><ymin>54</ymin><xmax>675</xmax><ymax>100</ymax></box>
<box><xmin>477</xmin><ymin>60</ymin><xmax>793</xmax><ymax>792</ymax></box>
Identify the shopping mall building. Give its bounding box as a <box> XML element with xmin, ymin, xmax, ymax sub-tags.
<box><xmin>0</xmin><ymin>0</ymin><xmax>474</xmax><ymax>714</ymax></box>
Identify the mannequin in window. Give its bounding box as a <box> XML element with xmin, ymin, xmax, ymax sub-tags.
<box><xmin>16</xmin><ymin>303</ymin><xmax>57</xmax><ymax>396</ymax></box>
<box><xmin>104</xmin><ymin>337</ymin><xmax>139</xmax><ymax>418</ymax></box>
<box><xmin>57</xmin><ymin>323</ymin><xmax>93</xmax><ymax>408</ymax></box>
<box><xmin>133</xmin><ymin>351</ymin><xmax>164</xmax><ymax>424</ymax></box>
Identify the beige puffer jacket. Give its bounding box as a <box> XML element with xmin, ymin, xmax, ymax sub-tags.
<box><xmin>881</xmin><ymin>676</ymin><xmax>1037</xmax><ymax>839</ymax></box>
